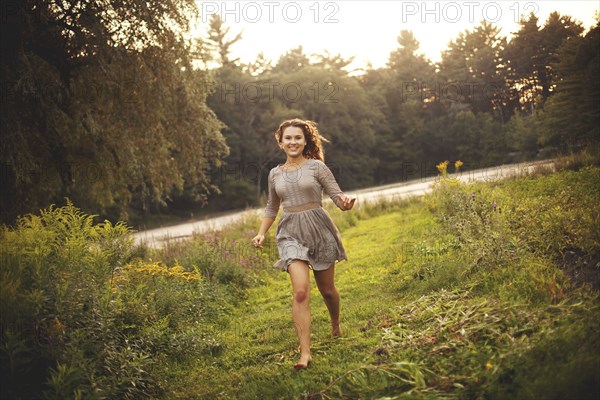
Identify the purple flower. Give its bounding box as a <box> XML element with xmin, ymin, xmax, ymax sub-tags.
<box><xmin>493</xmin><ymin>202</ymin><xmax>497</xmax><ymax>211</ymax></box>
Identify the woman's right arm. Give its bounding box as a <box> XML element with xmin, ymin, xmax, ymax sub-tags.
<box><xmin>253</xmin><ymin>169</ymin><xmax>280</xmax><ymax>248</ymax></box>
<box><xmin>252</xmin><ymin>217</ymin><xmax>275</xmax><ymax>248</ymax></box>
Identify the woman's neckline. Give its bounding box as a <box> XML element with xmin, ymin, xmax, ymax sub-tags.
<box><xmin>278</xmin><ymin>158</ymin><xmax>311</xmax><ymax>170</ymax></box>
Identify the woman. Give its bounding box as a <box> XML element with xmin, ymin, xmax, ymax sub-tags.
<box><xmin>251</xmin><ymin>118</ymin><xmax>355</xmax><ymax>369</ymax></box>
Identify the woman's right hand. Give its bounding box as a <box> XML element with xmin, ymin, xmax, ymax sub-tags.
<box><xmin>340</xmin><ymin>195</ymin><xmax>356</xmax><ymax>211</ymax></box>
<box><xmin>252</xmin><ymin>234</ymin><xmax>265</xmax><ymax>248</ymax></box>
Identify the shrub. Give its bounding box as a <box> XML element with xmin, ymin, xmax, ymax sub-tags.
<box><xmin>427</xmin><ymin>165</ymin><xmax>599</xmax><ymax>302</ymax></box>
<box><xmin>0</xmin><ymin>201</ymin><xmax>218</xmax><ymax>399</ymax></box>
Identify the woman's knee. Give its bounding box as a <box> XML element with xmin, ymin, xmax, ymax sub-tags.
<box><xmin>319</xmin><ymin>287</ymin><xmax>338</xmax><ymax>300</ymax></box>
<box><xmin>294</xmin><ymin>288</ymin><xmax>309</xmax><ymax>303</ymax></box>
<box><xmin>288</xmin><ymin>260</ymin><xmax>310</xmax><ymax>303</ymax></box>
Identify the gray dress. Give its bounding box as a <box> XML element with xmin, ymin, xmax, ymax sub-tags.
<box><xmin>264</xmin><ymin>158</ymin><xmax>348</xmax><ymax>272</ymax></box>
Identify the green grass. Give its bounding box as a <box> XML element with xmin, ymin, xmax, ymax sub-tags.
<box><xmin>159</xmin><ymin>165</ymin><xmax>600</xmax><ymax>399</ymax></box>
<box><xmin>162</xmin><ymin>207</ymin><xmax>426</xmax><ymax>399</ymax></box>
<box><xmin>3</xmin><ymin>165</ymin><xmax>598</xmax><ymax>399</ymax></box>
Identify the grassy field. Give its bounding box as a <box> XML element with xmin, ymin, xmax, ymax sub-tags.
<box><xmin>159</xmin><ymin>165</ymin><xmax>600</xmax><ymax>399</ymax></box>
<box><xmin>2</xmin><ymin>162</ymin><xmax>598</xmax><ymax>399</ymax></box>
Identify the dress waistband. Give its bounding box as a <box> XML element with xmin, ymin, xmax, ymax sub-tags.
<box><xmin>283</xmin><ymin>202</ymin><xmax>322</xmax><ymax>212</ymax></box>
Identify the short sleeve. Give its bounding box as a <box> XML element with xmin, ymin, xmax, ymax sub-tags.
<box><xmin>315</xmin><ymin>160</ymin><xmax>345</xmax><ymax>210</ymax></box>
<box><xmin>264</xmin><ymin>168</ymin><xmax>280</xmax><ymax>218</ymax></box>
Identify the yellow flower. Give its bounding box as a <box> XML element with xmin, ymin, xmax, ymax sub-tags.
<box><xmin>436</xmin><ymin>160</ymin><xmax>449</xmax><ymax>176</ymax></box>
<box><xmin>171</xmin><ymin>265</ymin><xmax>185</xmax><ymax>273</ymax></box>
<box><xmin>455</xmin><ymin>160</ymin><xmax>463</xmax><ymax>172</ymax></box>
<box><xmin>485</xmin><ymin>362</ymin><xmax>493</xmax><ymax>371</ymax></box>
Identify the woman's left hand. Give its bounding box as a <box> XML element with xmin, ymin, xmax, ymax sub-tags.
<box><xmin>340</xmin><ymin>195</ymin><xmax>356</xmax><ymax>211</ymax></box>
<box><xmin>251</xmin><ymin>234</ymin><xmax>265</xmax><ymax>248</ymax></box>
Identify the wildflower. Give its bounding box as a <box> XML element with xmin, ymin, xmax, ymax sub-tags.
<box><xmin>170</xmin><ymin>265</ymin><xmax>185</xmax><ymax>273</ymax></box>
<box><xmin>470</xmin><ymin>193</ymin><xmax>475</xmax><ymax>201</ymax></box>
<box><xmin>493</xmin><ymin>202</ymin><xmax>497</xmax><ymax>211</ymax></box>
<box><xmin>436</xmin><ymin>160</ymin><xmax>449</xmax><ymax>176</ymax></box>
<box><xmin>454</xmin><ymin>160</ymin><xmax>464</xmax><ymax>172</ymax></box>
<box><xmin>53</xmin><ymin>317</ymin><xmax>65</xmax><ymax>336</ymax></box>
<box><xmin>47</xmin><ymin>317</ymin><xmax>66</xmax><ymax>344</ymax></box>
<box><xmin>486</xmin><ymin>362</ymin><xmax>493</xmax><ymax>371</ymax></box>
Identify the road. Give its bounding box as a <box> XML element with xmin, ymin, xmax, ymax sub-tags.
<box><xmin>130</xmin><ymin>160</ymin><xmax>552</xmax><ymax>248</ymax></box>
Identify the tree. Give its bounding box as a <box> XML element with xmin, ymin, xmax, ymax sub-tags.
<box><xmin>312</xmin><ymin>51</ymin><xmax>355</xmax><ymax>72</ymax></box>
<box><xmin>368</xmin><ymin>30</ymin><xmax>437</xmax><ymax>183</ymax></box>
<box><xmin>206</xmin><ymin>66</ymin><xmax>291</xmax><ymax>210</ymax></box>
<box><xmin>540</xmin><ymin>21</ymin><xmax>600</xmax><ymax>149</ymax></box>
<box><xmin>504</xmin><ymin>12</ymin><xmax>584</xmax><ymax>114</ymax></box>
<box><xmin>538</xmin><ymin>12</ymin><xmax>585</xmax><ymax>101</ymax></box>
<box><xmin>505</xmin><ymin>113</ymin><xmax>542</xmax><ymax>160</ymax></box>
<box><xmin>272</xmin><ymin>46</ymin><xmax>311</xmax><ymax>74</ymax></box>
<box><xmin>205</xmin><ymin>14</ymin><xmax>243</xmax><ymax>67</ymax></box>
<box><xmin>260</xmin><ymin>62</ymin><xmax>380</xmax><ymax>189</ymax></box>
<box><xmin>387</xmin><ymin>31</ymin><xmax>430</xmax><ymax>74</ymax></box>
<box><xmin>0</xmin><ymin>0</ymin><xmax>229</xmax><ymax>224</ymax></box>
<box><xmin>502</xmin><ymin>13</ymin><xmax>542</xmax><ymax>114</ymax></box>
<box><xmin>440</xmin><ymin>21</ymin><xmax>508</xmax><ymax>117</ymax></box>
<box><xmin>450</xmin><ymin>110</ymin><xmax>506</xmax><ymax>165</ymax></box>
<box><xmin>204</xmin><ymin>22</ymin><xmax>285</xmax><ymax>210</ymax></box>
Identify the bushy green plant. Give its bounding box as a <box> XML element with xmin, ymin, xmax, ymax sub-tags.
<box><xmin>428</xmin><ymin>165</ymin><xmax>599</xmax><ymax>299</ymax></box>
<box><xmin>553</xmin><ymin>146</ymin><xmax>600</xmax><ymax>172</ymax></box>
<box><xmin>484</xmin><ymin>296</ymin><xmax>600</xmax><ymax>400</ymax></box>
<box><xmin>0</xmin><ymin>200</ymin><xmax>138</xmax><ymax>398</ymax></box>
<box><xmin>505</xmin><ymin>167</ymin><xmax>600</xmax><ymax>259</ymax></box>
<box><xmin>0</xmin><ymin>201</ymin><xmax>221</xmax><ymax>399</ymax></box>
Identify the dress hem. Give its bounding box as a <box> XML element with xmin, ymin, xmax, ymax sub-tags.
<box><xmin>275</xmin><ymin>256</ymin><xmax>348</xmax><ymax>273</ymax></box>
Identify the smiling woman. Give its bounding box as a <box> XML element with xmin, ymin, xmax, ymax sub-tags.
<box><xmin>251</xmin><ymin>118</ymin><xmax>356</xmax><ymax>369</ymax></box>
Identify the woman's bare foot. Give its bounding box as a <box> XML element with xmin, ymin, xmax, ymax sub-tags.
<box><xmin>332</xmin><ymin>324</ymin><xmax>342</xmax><ymax>338</ymax></box>
<box><xmin>293</xmin><ymin>354</ymin><xmax>312</xmax><ymax>369</ymax></box>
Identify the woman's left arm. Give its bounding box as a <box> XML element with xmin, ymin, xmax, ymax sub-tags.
<box><xmin>316</xmin><ymin>161</ymin><xmax>355</xmax><ymax>211</ymax></box>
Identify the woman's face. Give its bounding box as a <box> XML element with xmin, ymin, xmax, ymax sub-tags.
<box><xmin>280</xmin><ymin>126</ymin><xmax>306</xmax><ymax>158</ymax></box>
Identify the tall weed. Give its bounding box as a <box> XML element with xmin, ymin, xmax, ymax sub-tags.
<box><xmin>0</xmin><ymin>201</ymin><xmax>221</xmax><ymax>399</ymax></box>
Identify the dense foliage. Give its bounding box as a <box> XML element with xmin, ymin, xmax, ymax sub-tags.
<box><xmin>2</xmin><ymin>3</ymin><xmax>599</xmax><ymax>398</ymax></box>
<box><xmin>1</xmin><ymin>159</ymin><xmax>598</xmax><ymax>398</ymax></box>
<box><xmin>1</xmin><ymin>1</ymin><xmax>228</xmax><ymax>225</ymax></box>
<box><xmin>144</xmin><ymin>161</ymin><xmax>597</xmax><ymax>399</ymax></box>
<box><xmin>203</xmin><ymin>12</ymin><xmax>599</xmax><ymax>213</ymax></box>
<box><xmin>2</xmin><ymin>4</ymin><xmax>599</xmax><ymax>225</ymax></box>
<box><xmin>0</xmin><ymin>201</ymin><xmax>246</xmax><ymax>398</ymax></box>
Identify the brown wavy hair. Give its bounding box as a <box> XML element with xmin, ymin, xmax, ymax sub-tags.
<box><xmin>275</xmin><ymin>119</ymin><xmax>330</xmax><ymax>162</ymax></box>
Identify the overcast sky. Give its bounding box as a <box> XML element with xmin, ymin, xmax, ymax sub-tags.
<box><xmin>193</xmin><ymin>0</ymin><xmax>599</xmax><ymax>71</ymax></box>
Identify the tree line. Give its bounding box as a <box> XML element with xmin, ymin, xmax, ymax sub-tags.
<box><xmin>1</xmin><ymin>1</ymin><xmax>598</xmax><ymax>226</ymax></box>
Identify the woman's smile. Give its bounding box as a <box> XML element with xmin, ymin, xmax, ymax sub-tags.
<box><xmin>281</xmin><ymin>126</ymin><xmax>306</xmax><ymax>157</ymax></box>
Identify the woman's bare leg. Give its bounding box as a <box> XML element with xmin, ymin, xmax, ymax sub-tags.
<box><xmin>314</xmin><ymin>263</ymin><xmax>342</xmax><ymax>337</ymax></box>
<box><xmin>287</xmin><ymin>260</ymin><xmax>312</xmax><ymax>368</ymax></box>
